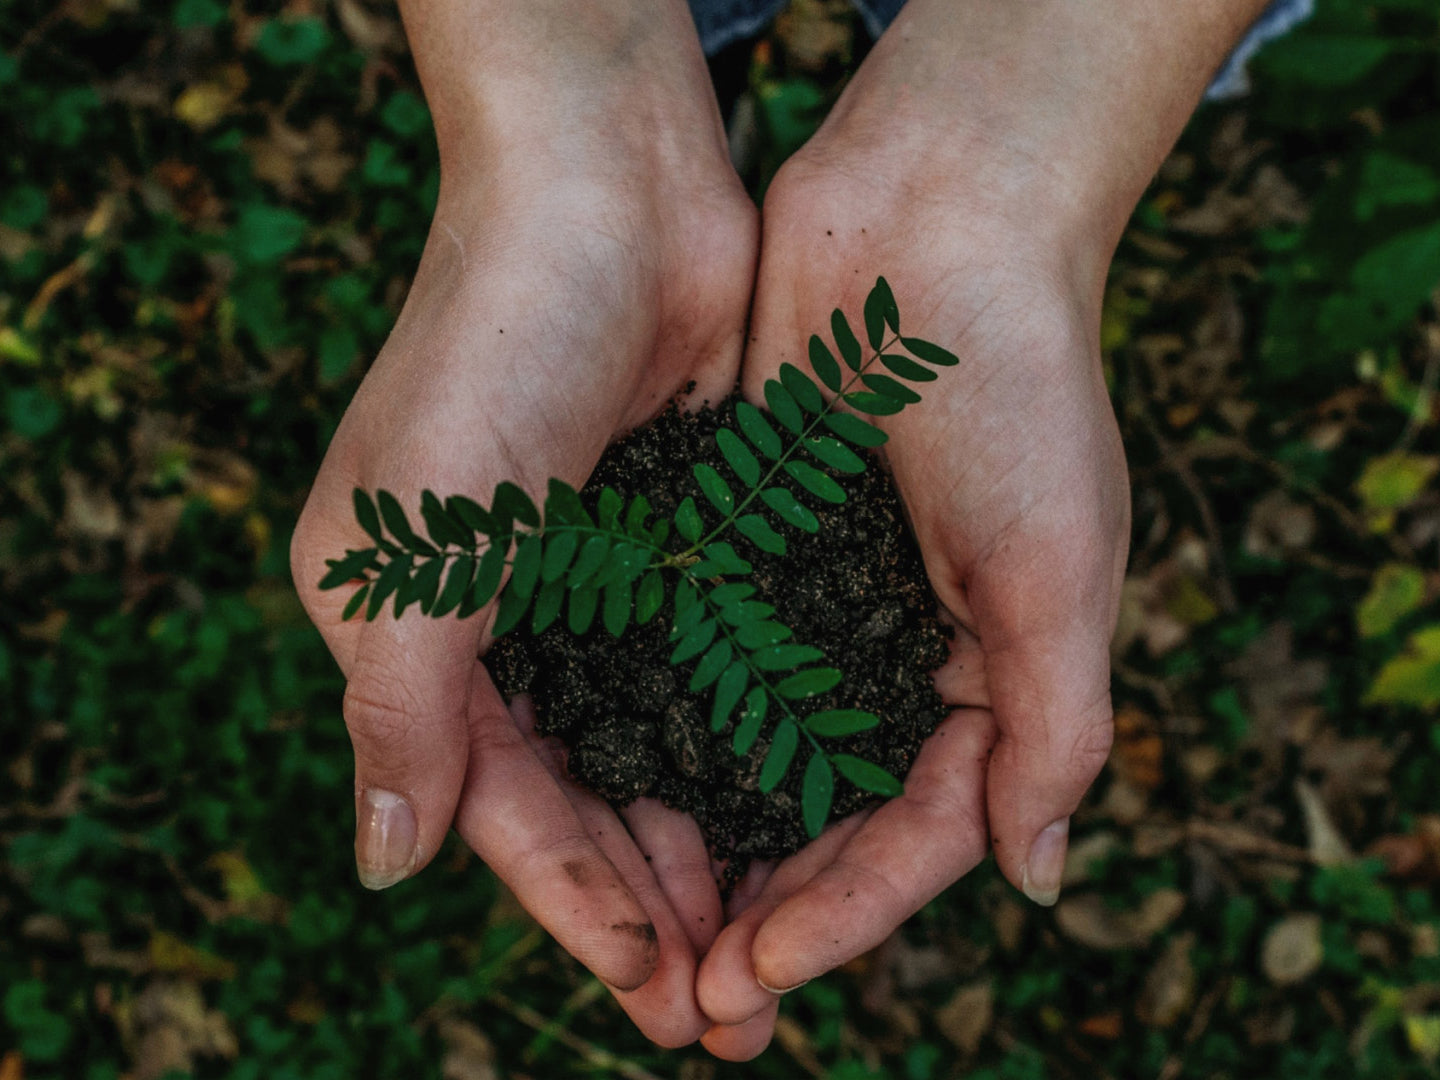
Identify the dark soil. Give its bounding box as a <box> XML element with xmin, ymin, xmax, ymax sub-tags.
<box><xmin>487</xmin><ymin>398</ymin><xmax>950</xmax><ymax>872</ymax></box>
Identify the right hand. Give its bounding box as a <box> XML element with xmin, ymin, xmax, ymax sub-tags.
<box><xmin>290</xmin><ymin>0</ymin><xmax>758</xmax><ymax>1045</ymax></box>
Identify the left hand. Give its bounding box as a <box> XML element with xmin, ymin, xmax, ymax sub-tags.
<box><xmin>694</xmin><ymin>82</ymin><xmax>1131</xmax><ymax>1066</ymax></box>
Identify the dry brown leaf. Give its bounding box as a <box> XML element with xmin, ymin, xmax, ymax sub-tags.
<box><xmin>771</xmin><ymin>1014</ymin><xmax>824</xmax><ymax>1076</ymax></box>
<box><xmin>1245</xmin><ymin>490</ymin><xmax>1318</xmax><ymax>559</ymax></box>
<box><xmin>1294</xmin><ymin>778</ymin><xmax>1355</xmax><ymax>866</ymax></box>
<box><xmin>1261</xmin><ymin>913</ymin><xmax>1324</xmax><ymax>986</ymax></box>
<box><xmin>1055</xmin><ymin>889</ymin><xmax>1186</xmax><ymax>950</ymax></box>
<box><xmin>934</xmin><ymin>980</ymin><xmax>993</xmax><ymax>1056</ymax></box>
<box><xmin>1137</xmin><ymin>932</ymin><xmax>1196</xmax><ymax>1028</ymax></box>
<box><xmin>0</xmin><ymin>1051</ymin><xmax>21</xmax><ymax>1080</ymax></box>
<box><xmin>775</xmin><ymin>0</ymin><xmax>853</xmax><ymax>71</ymax></box>
<box><xmin>118</xmin><ymin>980</ymin><xmax>238</xmax><ymax>1080</ymax></box>
<box><xmin>437</xmin><ymin>1016</ymin><xmax>499</xmax><ymax>1080</ymax></box>
<box><xmin>1113</xmin><ymin>707</ymin><xmax>1165</xmax><ymax>791</ymax></box>
<box><xmin>1062</xmin><ymin>830</ymin><xmax>1124</xmax><ymax>888</ymax></box>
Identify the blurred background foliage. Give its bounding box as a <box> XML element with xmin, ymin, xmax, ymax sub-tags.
<box><xmin>1</xmin><ymin>0</ymin><xmax>1438</xmax><ymax>1077</ymax></box>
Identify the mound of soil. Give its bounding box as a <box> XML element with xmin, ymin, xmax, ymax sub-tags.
<box><xmin>487</xmin><ymin>398</ymin><xmax>949</xmax><ymax>871</ymax></box>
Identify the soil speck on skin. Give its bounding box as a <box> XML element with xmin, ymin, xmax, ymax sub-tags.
<box><xmin>562</xmin><ymin>859</ymin><xmax>589</xmax><ymax>887</ymax></box>
<box><xmin>488</xmin><ymin>398</ymin><xmax>950</xmax><ymax>879</ymax></box>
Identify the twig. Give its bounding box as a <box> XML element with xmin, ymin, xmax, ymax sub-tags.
<box><xmin>1131</xmin><ymin>404</ymin><xmax>1239</xmax><ymax>613</ymax></box>
<box><xmin>1156</xmin><ymin>979</ymin><xmax>1227</xmax><ymax>1080</ymax></box>
<box><xmin>1393</xmin><ymin>318</ymin><xmax>1440</xmax><ymax>456</ymax></box>
<box><xmin>484</xmin><ymin>990</ymin><xmax>666</xmax><ymax>1080</ymax></box>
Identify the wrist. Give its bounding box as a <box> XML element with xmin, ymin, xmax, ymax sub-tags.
<box><xmin>809</xmin><ymin>0</ymin><xmax>1270</xmax><ymax>277</ymax></box>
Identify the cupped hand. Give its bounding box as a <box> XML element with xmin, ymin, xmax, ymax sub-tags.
<box><xmin>291</xmin><ymin>1</ymin><xmax>758</xmax><ymax>1043</ymax></box>
<box><xmin>696</xmin><ymin>126</ymin><xmax>1130</xmax><ymax>1059</ymax></box>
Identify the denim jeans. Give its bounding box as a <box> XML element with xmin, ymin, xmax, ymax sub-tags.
<box><xmin>687</xmin><ymin>0</ymin><xmax>1314</xmax><ymax>99</ymax></box>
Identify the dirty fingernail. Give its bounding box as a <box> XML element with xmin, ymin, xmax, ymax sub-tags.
<box><xmin>1020</xmin><ymin>817</ymin><xmax>1068</xmax><ymax>907</ymax></box>
<box><xmin>356</xmin><ymin>788</ymin><xmax>418</xmax><ymax>890</ymax></box>
<box><xmin>758</xmin><ymin>976</ymin><xmax>810</xmax><ymax>996</ymax></box>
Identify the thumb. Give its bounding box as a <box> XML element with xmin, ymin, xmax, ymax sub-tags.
<box><xmin>343</xmin><ymin>613</ymin><xmax>477</xmax><ymax>889</ymax></box>
<box><xmin>969</xmin><ymin>530</ymin><xmax>1121</xmax><ymax>908</ymax></box>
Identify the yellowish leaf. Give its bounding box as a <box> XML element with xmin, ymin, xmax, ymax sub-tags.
<box><xmin>1355</xmin><ymin>452</ymin><xmax>1438</xmax><ymax>513</ymax></box>
<box><xmin>1405</xmin><ymin>1014</ymin><xmax>1440</xmax><ymax>1065</ymax></box>
<box><xmin>1358</xmin><ymin>563</ymin><xmax>1427</xmax><ymax>638</ymax></box>
<box><xmin>1366</xmin><ymin>625</ymin><xmax>1440</xmax><ymax>711</ymax></box>
<box><xmin>149</xmin><ymin>931</ymin><xmax>236</xmax><ymax>981</ymax></box>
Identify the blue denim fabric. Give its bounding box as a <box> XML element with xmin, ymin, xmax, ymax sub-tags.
<box><xmin>687</xmin><ymin>0</ymin><xmax>1314</xmax><ymax>100</ymax></box>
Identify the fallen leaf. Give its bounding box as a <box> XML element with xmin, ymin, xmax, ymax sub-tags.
<box><xmin>118</xmin><ymin>980</ymin><xmax>238</xmax><ymax>1080</ymax></box>
<box><xmin>1404</xmin><ymin>1014</ymin><xmax>1440</xmax><ymax>1066</ymax></box>
<box><xmin>1112</xmin><ymin>707</ymin><xmax>1165</xmax><ymax>791</ymax></box>
<box><xmin>1078</xmin><ymin>1012</ymin><xmax>1124</xmax><ymax>1039</ymax></box>
<box><xmin>437</xmin><ymin>1016</ymin><xmax>499</xmax><ymax>1080</ymax></box>
<box><xmin>1137</xmin><ymin>932</ymin><xmax>1196</xmax><ymax>1028</ymax></box>
<box><xmin>1356</xmin><ymin>452</ymin><xmax>1438</xmax><ymax>514</ymax></box>
<box><xmin>1245</xmin><ymin>490</ymin><xmax>1317</xmax><ymax>559</ymax></box>
<box><xmin>1357</xmin><ymin>563</ymin><xmax>1428</xmax><ymax>638</ymax></box>
<box><xmin>1062</xmin><ymin>830</ymin><xmax>1124</xmax><ymax>887</ymax></box>
<box><xmin>934</xmin><ymin>980</ymin><xmax>993</xmax><ymax>1056</ymax></box>
<box><xmin>1294</xmin><ymin>778</ymin><xmax>1355</xmax><ymax>866</ymax></box>
<box><xmin>1261</xmin><ymin>913</ymin><xmax>1324</xmax><ymax>986</ymax></box>
<box><xmin>1365</xmin><ymin>624</ymin><xmax>1440</xmax><ymax>710</ymax></box>
<box><xmin>1055</xmin><ymin>889</ymin><xmax>1186</xmax><ymax>950</ymax></box>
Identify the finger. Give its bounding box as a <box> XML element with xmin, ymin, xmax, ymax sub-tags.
<box><xmin>509</xmin><ymin>700</ymin><xmax>709</xmax><ymax>1047</ymax></box>
<box><xmin>696</xmin><ymin>814</ymin><xmax>867</xmax><ymax>1026</ymax></box>
<box><xmin>969</xmin><ymin>517</ymin><xmax>1124</xmax><ymax>908</ymax></box>
<box><xmin>749</xmin><ymin>708</ymin><xmax>995</xmax><ymax>993</ymax></box>
<box><xmin>699</xmin><ymin>1001</ymin><xmax>779</xmax><ymax>1061</ymax></box>
<box><xmin>453</xmin><ymin>670</ymin><xmax>661</xmax><ymax>994</ymax></box>
<box><xmin>620</xmin><ymin>798</ymin><xmax>724</xmax><ymax>955</ymax></box>
<box><xmin>343</xmin><ymin>610</ymin><xmax>480</xmax><ymax>890</ymax></box>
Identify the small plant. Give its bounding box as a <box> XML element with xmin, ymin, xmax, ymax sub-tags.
<box><xmin>320</xmin><ymin>277</ymin><xmax>957</xmax><ymax>838</ymax></box>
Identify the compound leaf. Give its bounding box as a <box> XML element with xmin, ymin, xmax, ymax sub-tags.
<box><xmin>832</xmin><ymin>755</ymin><xmax>905</xmax><ymax>796</ymax></box>
<box><xmin>764</xmin><ymin>380</ymin><xmax>804</xmax><ymax>434</ymax></box>
<box><xmin>759</xmin><ymin>719</ymin><xmax>799</xmax><ymax>793</ymax></box>
<box><xmin>785</xmin><ymin>461</ymin><xmax>846</xmax><ymax>504</ymax></box>
<box><xmin>760</xmin><ymin>486</ymin><xmax>820</xmax><ymax>533</ymax></box>
<box><xmin>806</xmin><ymin>709</ymin><xmax>881</xmax><ymax>737</ymax></box>
<box><xmin>801</xmin><ymin>753</ymin><xmax>834</xmax><ymax>838</ymax></box>
<box><xmin>832</xmin><ymin>308</ymin><xmax>862</xmax><ymax>371</ymax></box>
<box><xmin>711</xmin><ymin>662</ymin><xmax>749</xmax><ymax>732</ymax></box>
<box><xmin>901</xmin><ymin>335</ymin><xmax>960</xmax><ymax>366</ymax></box>
<box><xmin>735</xmin><ymin>513</ymin><xmax>787</xmax><ymax>555</ymax></box>
<box><xmin>720</xmin><ymin>599</ymin><xmax>776</xmax><ymax>625</ymax></box>
<box><xmin>407</xmin><ymin>556</ymin><xmax>444</xmax><ymax>615</ymax></box>
<box><xmin>823</xmin><ymin>411</ymin><xmax>887</xmax><ymax>448</ymax></box>
<box><xmin>780</xmin><ymin>362</ymin><xmax>824</xmax><ymax>414</ymax></box>
<box><xmin>776</xmin><ymin>667</ymin><xmax>843</xmax><ymax>699</ymax></box>
<box><xmin>694</xmin><ymin>463</ymin><xmax>734</xmax><ymax>515</ymax></box>
<box><xmin>736</xmin><ymin>401</ymin><xmax>783</xmax><ymax>459</ymax></box>
<box><xmin>689</xmin><ymin>640</ymin><xmax>734</xmax><ymax>692</ymax></box>
<box><xmin>808</xmin><ymin>335</ymin><xmax>842</xmax><ymax>392</ymax></box>
<box><xmin>709</xmin><ymin>582</ymin><xmax>756</xmax><ymax>606</ymax></box>
<box><xmin>694</xmin><ymin>541</ymin><xmax>752</xmax><ymax>578</ymax></box>
<box><xmin>716</xmin><ymin>427</ymin><xmax>761</xmax><ymax>487</ymax></box>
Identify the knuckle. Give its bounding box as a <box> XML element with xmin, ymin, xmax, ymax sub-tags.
<box><xmin>341</xmin><ymin>679</ymin><xmax>436</xmax><ymax>773</ymax></box>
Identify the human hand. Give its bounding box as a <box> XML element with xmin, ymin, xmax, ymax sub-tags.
<box><xmin>687</xmin><ymin>0</ymin><xmax>1290</xmax><ymax>1049</ymax></box>
<box><xmin>290</xmin><ymin>0</ymin><xmax>758</xmax><ymax>1045</ymax></box>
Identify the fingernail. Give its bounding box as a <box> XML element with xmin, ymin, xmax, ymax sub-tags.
<box><xmin>758</xmin><ymin>976</ymin><xmax>811</xmax><ymax>995</ymax></box>
<box><xmin>356</xmin><ymin>788</ymin><xmax>418</xmax><ymax>890</ymax></box>
<box><xmin>1020</xmin><ymin>817</ymin><xmax>1069</xmax><ymax>907</ymax></box>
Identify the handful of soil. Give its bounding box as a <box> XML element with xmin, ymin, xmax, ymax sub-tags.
<box><xmin>487</xmin><ymin>398</ymin><xmax>950</xmax><ymax>870</ymax></box>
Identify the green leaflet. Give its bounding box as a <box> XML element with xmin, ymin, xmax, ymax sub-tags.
<box><xmin>801</xmin><ymin>752</ymin><xmax>834</xmax><ymax>838</ymax></box>
<box><xmin>776</xmin><ymin>667</ymin><xmax>842</xmax><ymax>699</ymax></box>
<box><xmin>758</xmin><ymin>720</ymin><xmax>799</xmax><ymax>793</ymax></box>
<box><xmin>736</xmin><ymin>401</ymin><xmax>782</xmax><ymax>459</ymax></box>
<box><xmin>806</xmin><ymin>709</ymin><xmax>880</xmax><ymax>737</ymax></box>
<box><xmin>764</xmin><ymin>380</ymin><xmax>804</xmax><ymax>433</ymax></box>
<box><xmin>689</xmin><ymin>640</ymin><xmax>733</xmax><ymax>692</ymax></box>
<box><xmin>716</xmin><ymin>427</ymin><xmax>761</xmax><ymax>487</ymax></box>
<box><xmin>761</xmin><ymin>487</ymin><xmax>819</xmax><ymax>533</ymax></box>
<box><xmin>735</xmin><ymin>513</ymin><xmax>787</xmax><ymax>555</ymax></box>
<box><xmin>422</xmin><ymin>489</ymin><xmax>472</xmax><ymax>549</ymax></box>
<box><xmin>711</xmin><ymin>662</ymin><xmax>749</xmax><ymax>732</ymax></box>
<box><xmin>831</xmin><ymin>309</ymin><xmax>862</xmax><ymax>371</ymax></box>
<box><xmin>880</xmin><ymin>353</ymin><xmax>937</xmax><ymax>382</ymax></box>
<box><xmin>694</xmin><ymin>463</ymin><xmax>733</xmax><ymax>515</ymax></box>
<box><xmin>833</xmin><ymin>754</ymin><xmax>904</xmax><ymax>796</ymax></box>
<box><xmin>353</xmin><ymin>488</ymin><xmax>382</xmax><ymax>542</ymax></box>
<box><xmin>785</xmin><ymin>461</ymin><xmax>846</xmax><ymax>504</ymax></box>
<box><xmin>780</xmin><ymin>362</ymin><xmax>824</xmax><ymax>413</ymax></box>
<box><xmin>808</xmin><ymin>335</ymin><xmax>842</xmax><ymax>392</ymax></box>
